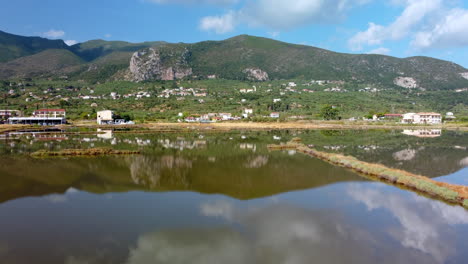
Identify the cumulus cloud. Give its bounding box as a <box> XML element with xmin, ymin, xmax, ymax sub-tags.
<box><xmin>199</xmin><ymin>0</ymin><xmax>372</xmax><ymax>34</ymax></box>
<box><xmin>349</xmin><ymin>0</ymin><xmax>443</xmax><ymax>50</ymax></box>
<box><xmin>349</xmin><ymin>0</ymin><xmax>468</xmax><ymax>51</ymax></box>
<box><xmin>366</xmin><ymin>47</ymin><xmax>390</xmax><ymax>55</ymax></box>
<box><xmin>65</xmin><ymin>40</ymin><xmax>78</xmax><ymax>46</ymax></box>
<box><xmin>147</xmin><ymin>0</ymin><xmax>238</xmax><ymax>6</ymax></box>
<box><xmin>42</xmin><ymin>29</ymin><xmax>65</xmax><ymax>38</ymax></box>
<box><xmin>411</xmin><ymin>8</ymin><xmax>468</xmax><ymax>49</ymax></box>
<box><xmin>199</xmin><ymin>11</ymin><xmax>237</xmax><ymax>34</ymax></box>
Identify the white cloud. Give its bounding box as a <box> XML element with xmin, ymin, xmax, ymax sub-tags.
<box><xmin>43</xmin><ymin>29</ymin><xmax>65</xmax><ymax>39</ymax></box>
<box><xmin>268</xmin><ymin>31</ymin><xmax>280</xmax><ymax>38</ymax></box>
<box><xmin>411</xmin><ymin>8</ymin><xmax>468</xmax><ymax>49</ymax></box>
<box><xmin>348</xmin><ymin>22</ymin><xmax>386</xmax><ymax>50</ymax></box>
<box><xmin>65</xmin><ymin>40</ymin><xmax>78</xmax><ymax>46</ymax></box>
<box><xmin>366</xmin><ymin>47</ymin><xmax>390</xmax><ymax>55</ymax></box>
<box><xmin>349</xmin><ymin>0</ymin><xmax>443</xmax><ymax>51</ymax></box>
<box><xmin>199</xmin><ymin>11</ymin><xmax>237</xmax><ymax>34</ymax></box>
<box><xmin>199</xmin><ymin>0</ymin><xmax>372</xmax><ymax>34</ymax></box>
<box><xmin>147</xmin><ymin>0</ymin><xmax>238</xmax><ymax>6</ymax></box>
<box><xmin>349</xmin><ymin>0</ymin><xmax>468</xmax><ymax>51</ymax></box>
<box><xmin>104</xmin><ymin>33</ymin><xmax>112</xmax><ymax>38</ymax></box>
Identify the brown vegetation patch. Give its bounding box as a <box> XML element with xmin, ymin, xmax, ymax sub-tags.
<box><xmin>31</xmin><ymin>148</ymin><xmax>140</xmax><ymax>157</ymax></box>
<box><xmin>268</xmin><ymin>141</ymin><xmax>468</xmax><ymax>208</ymax></box>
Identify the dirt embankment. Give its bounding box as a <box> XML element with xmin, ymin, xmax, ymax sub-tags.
<box><xmin>269</xmin><ymin>140</ymin><xmax>468</xmax><ymax>208</ymax></box>
<box><xmin>31</xmin><ymin>148</ymin><xmax>140</xmax><ymax>157</ymax></box>
<box><xmin>2</xmin><ymin>121</ymin><xmax>468</xmax><ymax>134</ymax></box>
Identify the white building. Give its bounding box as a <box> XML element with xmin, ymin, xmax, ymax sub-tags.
<box><xmin>243</xmin><ymin>108</ymin><xmax>253</xmax><ymax>118</ymax></box>
<box><xmin>9</xmin><ymin>109</ymin><xmax>66</xmax><ymax>125</ymax></box>
<box><xmin>97</xmin><ymin>110</ymin><xmax>114</xmax><ymax>125</ymax></box>
<box><xmin>33</xmin><ymin>109</ymin><xmax>66</xmax><ymax>118</ymax></box>
<box><xmin>401</xmin><ymin>112</ymin><xmax>442</xmax><ymax>124</ymax></box>
<box><xmin>270</xmin><ymin>112</ymin><xmax>280</xmax><ymax>118</ymax></box>
<box><xmin>219</xmin><ymin>113</ymin><xmax>232</xmax><ymax>120</ymax></box>
<box><xmin>446</xmin><ymin>112</ymin><xmax>456</xmax><ymax>121</ymax></box>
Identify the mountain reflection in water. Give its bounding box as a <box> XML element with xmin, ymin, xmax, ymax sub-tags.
<box><xmin>0</xmin><ymin>152</ymin><xmax>363</xmax><ymax>203</ymax></box>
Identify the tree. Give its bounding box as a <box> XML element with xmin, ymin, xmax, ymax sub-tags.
<box><xmin>319</xmin><ymin>105</ymin><xmax>340</xmax><ymax>120</ymax></box>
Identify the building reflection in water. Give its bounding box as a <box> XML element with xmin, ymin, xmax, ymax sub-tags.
<box><xmin>402</xmin><ymin>129</ymin><xmax>442</xmax><ymax>138</ymax></box>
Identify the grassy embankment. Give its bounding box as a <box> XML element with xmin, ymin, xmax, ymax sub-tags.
<box><xmin>268</xmin><ymin>138</ymin><xmax>468</xmax><ymax>208</ymax></box>
<box><xmin>31</xmin><ymin>148</ymin><xmax>140</xmax><ymax>157</ymax></box>
<box><xmin>2</xmin><ymin>120</ymin><xmax>468</xmax><ymax>135</ymax></box>
<box><xmin>69</xmin><ymin>120</ymin><xmax>468</xmax><ymax>132</ymax></box>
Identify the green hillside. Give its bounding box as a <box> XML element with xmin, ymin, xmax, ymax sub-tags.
<box><xmin>69</xmin><ymin>39</ymin><xmax>165</xmax><ymax>61</ymax></box>
<box><xmin>0</xmin><ymin>30</ymin><xmax>69</xmax><ymax>62</ymax></box>
<box><xmin>0</xmin><ymin>31</ymin><xmax>467</xmax><ymax>120</ymax></box>
<box><xmin>0</xmin><ymin>49</ymin><xmax>84</xmax><ymax>79</ymax></box>
<box><xmin>0</xmin><ymin>31</ymin><xmax>467</xmax><ymax>90</ymax></box>
<box><xmin>182</xmin><ymin>35</ymin><xmax>468</xmax><ymax>90</ymax></box>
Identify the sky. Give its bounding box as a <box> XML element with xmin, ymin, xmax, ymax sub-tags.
<box><xmin>1</xmin><ymin>0</ymin><xmax>468</xmax><ymax>67</ymax></box>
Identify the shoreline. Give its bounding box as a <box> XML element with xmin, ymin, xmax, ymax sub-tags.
<box><xmin>269</xmin><ymin>140</ymin><xmax>468</xmax><ymax>208</ymax></box>
<box><xmin>1</xmin><ymin>121</ymin><xmax>467</xmax><ymax>136</ymax></box>
<box><xmin>2</xmin><ymin>121</ymin><xmax>467</xmax><ymax>133</ymax></box>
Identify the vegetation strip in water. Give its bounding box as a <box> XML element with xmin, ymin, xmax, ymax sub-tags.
<box><xmin>268</xmin><ymin>139</ymin><xmax>468</xmax><ymax>208</ymax></box>
<box><xmin>31</xmin><ymin>148</ymin><xmax>140</xmax><ymax>157</ymax></box>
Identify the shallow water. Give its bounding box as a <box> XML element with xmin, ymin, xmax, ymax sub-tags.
<box><xmin>0</xmin><ymin>129</ymin><xmax>467</xmax><ymax>264</ymax></box>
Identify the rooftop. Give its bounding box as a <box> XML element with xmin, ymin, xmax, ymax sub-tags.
<box><xmin>35</xmin><ymin>109</ymin><xmax>66</xmax><ymax>112</ymax></box>
<box><xmin>417</xmin><ymin>112</ymin><xmax>441</xmax><ymax>115</ymax></box>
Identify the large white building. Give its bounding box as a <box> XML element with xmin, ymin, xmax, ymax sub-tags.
<box><xmin>33</xmin><ymin>109</ymin><xmax>66</xmax><ymax>118</ymax></box>
<box><xmin>97</xmin><ymin>110</ymin><xmax>114</xmax><ymax>125</ymax></box>
<box><xmin>401</xmin><ymin>112</ymin><xmax>442</xmax><ymax>124</ymax></box>
<box><xmin>8</xmin><ymin>109</ymin><xmax>67</xmax><ymax>125</ymax></box>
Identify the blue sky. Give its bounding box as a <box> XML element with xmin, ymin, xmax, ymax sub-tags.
<box><xmin>2</xmin><ymin>0</ymin><xmax>468</xmax><ymax>67</ymax></box>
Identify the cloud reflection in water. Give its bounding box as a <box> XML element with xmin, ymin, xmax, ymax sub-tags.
<box><xmin>348</xmin><ymin>184</ymin><xmax>468</xmax><ymax>263</ymax></box>
<box><xmin>126</xmin><ymin>195</ymin><xmax>458</xmax><ymax>264</ymax></box>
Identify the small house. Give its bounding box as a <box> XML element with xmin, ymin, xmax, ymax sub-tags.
<box><xmin>219</xmin><ymin>113</ymin><xmax>232</xmax><ymax>120</ymax></box>
<box><xmin>445</xmin><ymin>112</ymin><xmax>456</xmax><ymax>121</ymax></box>
<box><xmin>97</xmin><ymin>110</ymin><xmax>114</xmax><ymax>125</ymax></box>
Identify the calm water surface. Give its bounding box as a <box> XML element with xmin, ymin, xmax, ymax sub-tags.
<box><xmin>0</xmin><ymin>129</ymin><xmax>467</xmax><ymax>264</ymax></box>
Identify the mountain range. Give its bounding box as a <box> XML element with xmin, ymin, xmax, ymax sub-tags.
<box><xmin>1</xmin><ymin>30</ymin><xmax>468</xmax><ymax>90</ymax></box>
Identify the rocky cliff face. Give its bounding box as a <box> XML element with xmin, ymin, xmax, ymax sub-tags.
<box><xmin>394</xmin><ymin>77</ymin><xmax>418</xmax><ymax>88</ymax></box>
<box><xmin>127</xmin><ymin>47</ymin><xmax>192</xmax><ymax>82</ymax></box>
<box><xmin>243</xmin><ymin>68</ymin><xmax>269</xmax><ymax>81</ymax></box>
